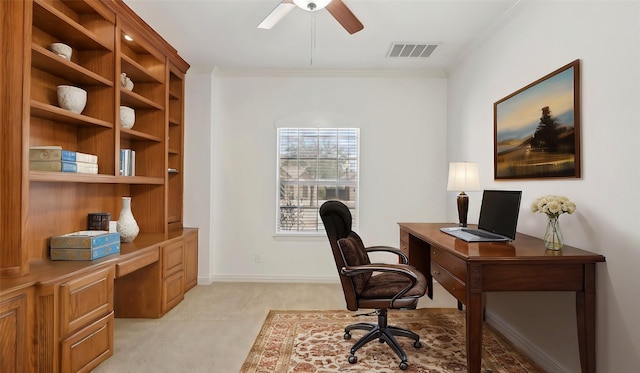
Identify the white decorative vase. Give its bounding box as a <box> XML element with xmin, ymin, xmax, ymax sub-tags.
<box><xmin>117</xmin><ymin>196</ymin><xmax>139</xmax><ymax>242</ymax></box>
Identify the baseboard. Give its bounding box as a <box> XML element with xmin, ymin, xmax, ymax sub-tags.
<box><xmin>198</xmin><ymin>274</ymin><xmax>339</xmax><ymax>284</ymax></box>
<box><xmin>485</xmin><ymin>310</ymin><xmax>569</xmax><ymax>373</ymax></box>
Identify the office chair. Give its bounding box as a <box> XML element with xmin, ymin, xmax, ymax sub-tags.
<box><xmin>319</xmin><ymin>200</ymin><xmax>428</xmax><ymax>370</ymax></box>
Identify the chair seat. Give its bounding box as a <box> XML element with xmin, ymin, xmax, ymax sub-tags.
<box><xmin>358</xmin><ymin>270</ymin><xmax>427</xmax><ymax>309</ymax></box>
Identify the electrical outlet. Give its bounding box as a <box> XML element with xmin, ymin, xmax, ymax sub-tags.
<box><xmin>254</xmin><ymin>253</ymin><xmax>261</xmax><ymax>263</ymax></box>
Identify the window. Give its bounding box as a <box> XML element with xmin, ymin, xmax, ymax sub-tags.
<box><xmin>277</xmin><ymin>128</ymin><xmax>359</xmax><ymax>234</ymax></box>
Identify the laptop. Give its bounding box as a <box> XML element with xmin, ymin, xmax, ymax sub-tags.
<box><xmin>440</xmin><ymin>190</ymin><xmax>522</xmax><ymax>242</ymax></box>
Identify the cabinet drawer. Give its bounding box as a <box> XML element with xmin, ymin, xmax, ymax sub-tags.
<box><xmin>431</xmin><ymin>246</ymin><xmax>466</xmax><ymax>280</ymax></box>
<box><xmin>61</xmin><ymin>312</ymin><xmax>114</xmax><ymax>373</ymax></box>
<box><xmin>162</xmin><ymin>240</ymin><xmax>184</xmax><ymax>278</ymax></box>
<box><xmin>60</xmin><ymin>266</ymin><xmax>114</xmax><ymax>337</ymax></box>
<box><xmin>431</xmin><ymin>262</ymin><xmax>466</xmax><ymax>302</ymax></box>
<box><xmin>162</xmin><ymin>271</ymin><xmax>184</xmax><ymax>313</ymax></box>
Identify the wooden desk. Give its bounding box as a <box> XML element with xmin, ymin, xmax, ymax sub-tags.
<box><xmin>398</xmin><ymin>223</ymin><xmax>605</xmax><ymax>373</ymax></box>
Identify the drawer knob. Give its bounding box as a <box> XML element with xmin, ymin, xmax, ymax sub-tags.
<box><xmin>433</xmin><ymin>271</ymin><xmax>440</xmax><ymax>275</ymax></box>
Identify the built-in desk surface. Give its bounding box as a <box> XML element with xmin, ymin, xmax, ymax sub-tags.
<box><xmin>399</xmin><ymin>223</ymin><xmax>605</xmax><ymax>373</ymax></box>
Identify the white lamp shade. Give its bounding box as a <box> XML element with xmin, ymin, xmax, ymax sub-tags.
<box><xmin>293</xmin><ymin>0</ymin><xmax>332</xmax><ymax>11</ymax></box>
<box><xmin>447</xmin><ymin>162</ymin><xmax>480</xmax><ymax>192</ymax></box>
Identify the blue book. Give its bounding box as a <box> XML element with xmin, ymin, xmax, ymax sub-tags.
<box><xmin>29</xmin><ymin>160</ymin><xmax>78</xmax><ymax>172</ymax></box>
<box><xmin>51</xmin><ymin>241</ymin><xmax>121</xmax><ymax>261</ymax></box>
<box><xmin>50</xmin><ymin>231</ymin><xmax>120</xmax><ymax>249</ymax></box>
<box><xmin>29</xmin><ymin>146</ymin><xmax>97</xmax><ymax>163</ymax></box>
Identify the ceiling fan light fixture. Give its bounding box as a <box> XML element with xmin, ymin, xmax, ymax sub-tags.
<box><xmin>293</xmin><ymin>0</ymin><xmax>332</xmax><ymax>12</ymax></box>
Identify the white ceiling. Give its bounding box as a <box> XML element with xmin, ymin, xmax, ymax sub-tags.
<box><xmin>123</xmin><ymin>0</ymin><xmax>525</xmax><ymax>72</ymax></box>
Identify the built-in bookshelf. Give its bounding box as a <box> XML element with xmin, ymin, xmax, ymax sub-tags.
<box><xmin>1</xmin><ymin>1</ymin><xmax>195</xmax><ymax>371</ymax></box>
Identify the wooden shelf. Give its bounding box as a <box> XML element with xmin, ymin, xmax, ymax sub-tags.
<box><xmin>32</xmin><ymin>0</ymin><xmax>113</xmax><ymax>51</ymax></box>
<box><xmin>120</xmin><ymin>127</ymin><xmax>163</xmax><ymax>142</ymax></box>
<box><xmin>31</xmin><ymin>44</ymin><xmax>113</xmax><ymax>86</ymax></box>
<box><xmin>30</xmin><ymin>100</ymin><xmax>113</xmax><ymax>128</ymax></box>
<box><xmin>121</xmin><ymin>54</ymin><xmax>163</xmax><ymax>84</ymax></box>
<box><xmin>120</xmin><ymin>89</ymin><xmax>163</xmax><ymax>110</ymax></box>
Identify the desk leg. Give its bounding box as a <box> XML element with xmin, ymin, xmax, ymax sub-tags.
<box><xmin>576</xmin><ymin>263</ymin><xmax>597</xmax><ymax>373</ymax></box>
<box><xmin>466</xmin><ymin>290</ymin><xmax>483</xmax><ymax>372</ymax></box>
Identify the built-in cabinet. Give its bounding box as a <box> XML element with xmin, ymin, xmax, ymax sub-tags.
<box><xmin>0</xmin><ymin>1</ymin><xmax>197</xmax><ymax>372</ymax></box>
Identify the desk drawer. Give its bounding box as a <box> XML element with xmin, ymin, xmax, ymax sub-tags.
<box><xmin>431</xmin><ymin>262</ymin><xmax>466</xmax><ymax>302</ymax></box>
<box><xmin>399</xmin><ymin>230</ymin><xmax>409</xmax><ymax>257</ymax></box>
<box><xmin>116</xmin><ymin>248</ymin><xmax>160</xmax><ymax>278</ymax></box>
<box><xmin>431</xmin><ymin>246</ymin><xmax>466</xmax><ymax>279</ymax></box>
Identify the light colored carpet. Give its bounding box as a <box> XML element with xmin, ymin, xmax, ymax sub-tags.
<box><xmin>241</xmin><ymin>309</ymin><xmax>543</xmax><ymax>373</ymax></box>
<box><xmin>93</xmin><ymin>282</ymin><xmax>458</xmax><ymax>372</ymax></box>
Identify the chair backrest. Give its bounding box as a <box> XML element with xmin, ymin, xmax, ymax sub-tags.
<box><xmin>319</xmin><ymin>200</ymin><xmax>360</xmax><ymax>310</ymax></box>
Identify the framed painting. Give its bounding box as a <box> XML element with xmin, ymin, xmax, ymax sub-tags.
<box><xmin>494</xmin><ymin>59</ymin><xmax>581</xmax><ymax>179</ymax></box>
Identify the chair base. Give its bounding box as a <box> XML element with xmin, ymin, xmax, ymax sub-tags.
<box><xmin>344</xmin><ymin>309</ymin><xmax>422</xmax><ymax>370</ymax></box>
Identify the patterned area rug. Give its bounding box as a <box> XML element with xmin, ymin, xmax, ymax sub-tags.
<box><xmin>240</xmin><ymin>309</ymin><xmax>543</xmax><ymax>373</ymax></box>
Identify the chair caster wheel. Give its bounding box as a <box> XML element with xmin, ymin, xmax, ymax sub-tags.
<box><xmin>399</xmin><ymin>361</ymin><xmax>408</xmax><ymax>370</ymax></box>
<box><xmin>343</xmin><ymin>332</ymin><xmax>351</xmax><ymax>340</ymax></box>
<box><xmin>348</xmin><ymin>355</ymin><xmax>357</xmax><ymax>364</ymax></box>
<box><xmin>414</xmin><ymin>340</ymin><xmax>422</xmax><ymax>348</ymax></box>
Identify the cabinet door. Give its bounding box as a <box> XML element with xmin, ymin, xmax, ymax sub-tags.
<box><xmin>161</xmin><ymin>240</ymin><xmax>184</xmax><ymax>313</ymax></box>
<box><xmin>60</xmin><ymin>312</ymin><xmax>114</xmax><ymax>373</ymax></box>
<box><xmin>0</xmin><ymin>290</ymin><xmax>33</xmax><ymax>373</ymax></box>
<box><xmin>162</xmin><ymin>271</ymin><xmax>184</xmax><ymax>314</ymax></box>
<box><xmin>184</xmin><ymin>230</ymin><xmax>198</xmax><ymax>291</ymax></box>
<box><xmin>60</xmin><ymin>266</ymin><xmax>114</xmax><ymax>338</ymax></box>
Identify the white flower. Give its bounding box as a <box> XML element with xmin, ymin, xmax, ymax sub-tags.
<box><xmin>530</xmin><ymin>195</ymin><xmax>576</xmax><ymax>218</ymax></box>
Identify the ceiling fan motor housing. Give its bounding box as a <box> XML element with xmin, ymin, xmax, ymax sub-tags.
<box><xmin>294</xmin><ymin>0</ymin><xmax>331</xmax><ymax>12</ymax></box>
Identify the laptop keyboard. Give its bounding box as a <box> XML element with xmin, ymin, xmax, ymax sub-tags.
<box><xmin>461</xmin><ymin>228</ymin><xmax>502</xmax><ymax>239</ymax></box>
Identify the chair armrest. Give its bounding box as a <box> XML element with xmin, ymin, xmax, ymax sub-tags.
<box><xmin>341</xmin><ymin>263</ymin><xmax>420</xmax><ymax>306</ymax></box>
<box><xmin>365</xmin><ymin>245</ymin><xmax>409</xmax><ymax>264</ymax></box>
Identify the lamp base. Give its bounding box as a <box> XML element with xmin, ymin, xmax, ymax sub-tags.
<box><xmin>456</xmin><ymin>192</ymin><xmax>469</xmax><ymax>227</ymax></box>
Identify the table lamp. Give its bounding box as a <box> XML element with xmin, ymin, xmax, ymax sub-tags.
<box><xmin>447</xmin><ymin>162</ymin><xmax>480</xmax><ymax>227</ymax></box>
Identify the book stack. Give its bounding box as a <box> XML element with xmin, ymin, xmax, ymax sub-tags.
<box><xmin>120</xmin><ymin>149</ymin><xmax>136</xmax><ymax>176</ymax></box>
<box><xmin>29</xmin><ymin>146</ymin><xmax>98</xmax><ymax>174</ymax></box>
<box><xmin>50</xmin><ymin>231</ymin><xmax>120</xmax><ymax>261</ymax></box>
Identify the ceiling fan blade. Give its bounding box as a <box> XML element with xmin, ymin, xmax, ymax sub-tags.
<box><xmin>326</xmin><ymin>0</ymin><xmax>363</xmax><ymax>34</ymax></box>
<box><xmin>257</xmin><ymin>0</ymin><xmax>296</xmax><ymax>30</ymax></box>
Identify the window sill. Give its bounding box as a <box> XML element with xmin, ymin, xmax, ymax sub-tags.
<box><xmin>273</xmin><ymin>233</ymin><xmax>327</xmax><ymax>241</ymax></box>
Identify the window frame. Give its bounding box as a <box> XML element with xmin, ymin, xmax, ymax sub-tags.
<box><xmin>275</xmin><ymin>127</ymin><xmax>360</xmax><ymax>236</ymax></box>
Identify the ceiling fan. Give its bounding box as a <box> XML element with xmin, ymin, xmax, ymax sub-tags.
<box><xmin>258</xmin><ymin>0</ymin><xmax>364</xmax><ymax>35</ymax></box>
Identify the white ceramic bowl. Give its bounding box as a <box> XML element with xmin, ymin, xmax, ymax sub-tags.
<box><xmin>50</xmin><ymin>43</ymin><xmax>72</xmax><ymax>60</ymax></box>
<box><xmin>57</xmin><ymin>85</ymin><xmax>86</xmax><ymax>113</ymax></box>
<box><xmin>120</xmin><ymin>106</ymin><xmax>135</xmax><ymax>129</ymax></box>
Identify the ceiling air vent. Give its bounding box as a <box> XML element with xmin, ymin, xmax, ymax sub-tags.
<box><xmin>387</xmin><ymin>43</ymin><xmax>439</xmax><ymax>58</ymax></box>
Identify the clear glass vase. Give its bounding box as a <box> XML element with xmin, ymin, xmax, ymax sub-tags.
<box><xmin>544</xmin><ymin>216</ymin><xmax>563</xmax><ymax>250</ymax></box>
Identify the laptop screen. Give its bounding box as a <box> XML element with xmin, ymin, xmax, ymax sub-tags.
<box><xmin>477</xmin><ymin>190</ymin><xmax>522</xmax><ymax>240</ymax></box>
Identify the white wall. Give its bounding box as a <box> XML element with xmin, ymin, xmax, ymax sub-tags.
<box><xmin>447</xmin><ymin>1</ymin><xmax>640</xmax><ymax>372</ymax></box>
<box><xmin>185</xmin><ymin>70</ymin><xmax>449</xmax><ymax>282</ymax></box>
<box><xmin>184</xmin><ymin>71</ymin><xmax>214</xmax><ymax>284</ymax></box>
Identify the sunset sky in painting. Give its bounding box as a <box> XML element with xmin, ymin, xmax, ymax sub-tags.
<box><xmin>496</xmin><ymin>67</ymin><xmax>575</xmax><ymax>142</ymax></box>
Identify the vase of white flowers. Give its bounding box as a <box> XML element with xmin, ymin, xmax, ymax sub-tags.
<box><xmin>531</xmin><ymin>195</ymin><xmax>576</xmax><ymax>250</ymax></box>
